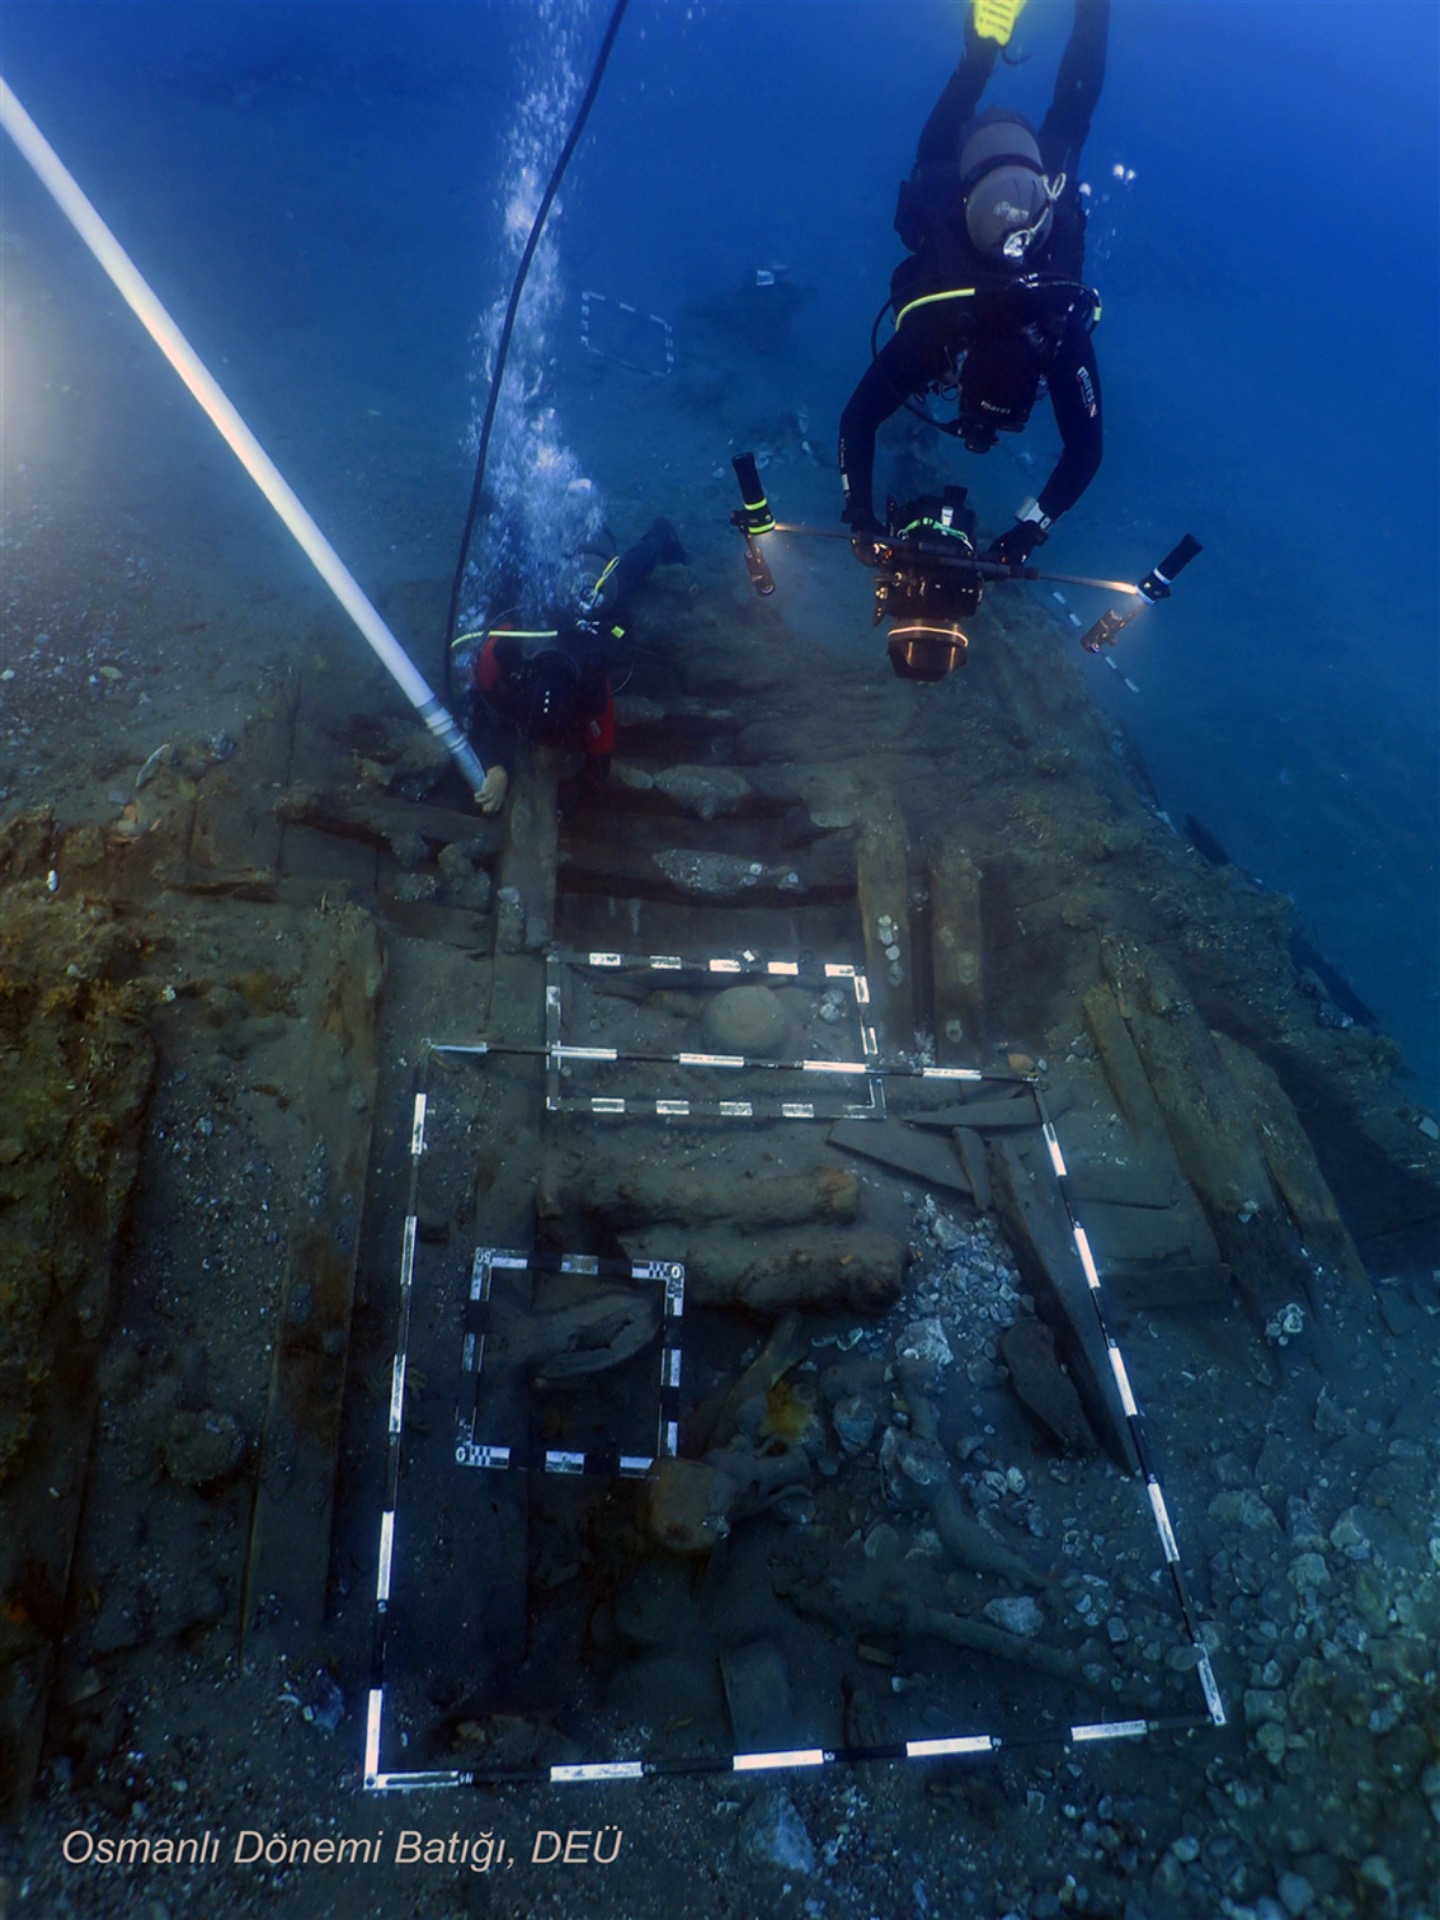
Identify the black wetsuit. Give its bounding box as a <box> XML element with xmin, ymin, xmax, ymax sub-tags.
<box><xmin>464</xmin><ymin>517</ymin><xmax>685</xmax><ymax>784</ymax></box>
<box><xmin>839</xmin><ymin>0</ymin><xmax>1109</xmax><ymax>535</ymax></box>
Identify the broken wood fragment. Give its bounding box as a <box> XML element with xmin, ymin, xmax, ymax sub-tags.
<box><xmin>1211</xmin><ymin>1032</ymin><xmax>1370</xmax><ymax>1288</ymax></box>
<box><xmin>622</xmin><ymin>1226</ymin><xmax>905</xmax><ymax>1317</ymax></box>
<box><xmin>582</xmin><ymin>1163</ymin><xmax>859</xmax><ymax>1231</ymax></box>
<box><xmin>828</xmin><ymin>1119</ymin><xmax>972</xmax><ymax>1196</ymax></box>
<box><xmin>954</xmin><ymin>1126</ymin><xmax>992</xmax><ymax>1210</ymax></box>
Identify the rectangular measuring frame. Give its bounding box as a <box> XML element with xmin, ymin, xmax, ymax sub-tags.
<box><xmin>362</xmin><ymin>949</ymin><xmax>1225</xmax><ymax>1792</ymax></box>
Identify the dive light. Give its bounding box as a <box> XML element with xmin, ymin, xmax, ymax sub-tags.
<box><xmin>1138</xmin><ymin>534</ymin><xmax>1203</xmax><ymax>605</ymax></box>
<box><xmin>1080</xmin><ymin>533</ymin><xmax>1202</xmax><ymax>652</ymax></box>
<box><xmin>730</xmin><ymin>452</ymin><xmax>776</xmax><ymax>596</ymax></box>
<box><xmin>724</xmin><ymin>451</ymin><xmax>1201</xmax><ymax>680</ymax></box>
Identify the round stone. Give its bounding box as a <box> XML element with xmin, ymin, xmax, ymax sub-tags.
<box><xmin>700</xmin><ymin>984</ymin><xmax>791</xmax><ymax>1057</ymax></box>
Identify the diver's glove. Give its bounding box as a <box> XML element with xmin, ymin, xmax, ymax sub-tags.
<box><xmin>845</xmin><ymin>510</ymin><xmax>887</xmax><ymax>569</ymax></box>
<box><xmin>476</xmin><ymin>765</ymin><xmax>509</xmax><ymax>815</ymax></box>
<box><xmin>985</xmin><ymin>518</ymin><xmax>1048</xmax><ymax>570</ymax></box>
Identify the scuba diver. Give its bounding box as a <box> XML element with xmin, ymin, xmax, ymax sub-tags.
<box><xmin>839</xmin><ymin>0</ymin><xmax>1110</xmax><ymax>571</ymax></box>
<box><xmin>462</xmin><ymin>518</ymin><xmax>687</xmax><ymax>814</ymax></box>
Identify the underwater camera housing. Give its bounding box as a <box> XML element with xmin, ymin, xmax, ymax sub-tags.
<box><xmin>875</xmin><ymin>488</ymin><xmax>984</xmax><ymax>681</ymax></box>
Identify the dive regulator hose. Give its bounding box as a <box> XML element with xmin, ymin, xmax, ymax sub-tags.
<box><xmin>443</xmin><ymin>0</ymin><xmax>631</xmax><ymax>704</ymax></box>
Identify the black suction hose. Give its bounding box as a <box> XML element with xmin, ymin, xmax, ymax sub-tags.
<box><xmin>444</xmin><ymin>0</ymin><xmax>630</xmax><ymax>702</ymax></box>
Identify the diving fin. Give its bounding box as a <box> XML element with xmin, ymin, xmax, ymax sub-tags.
<box><xmin>973</xmin><ymin>0</ymin><xmax>1029</xmax><ymax>47</ymax></box>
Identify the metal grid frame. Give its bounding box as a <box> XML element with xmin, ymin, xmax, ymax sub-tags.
<box><xmin>361</xmin><ymin>952</ymin><xmax>1227</xmax><ymax>1793</ymax></box>
<box><xmin>454</xmin><ymin>1247</ymin><xmax>685</xmax><ymax>1476</ymax></box>
<box><xmin>543</xmin><ymin>949</ymin><xmax>886</xmax><ymax>1121</ymax></box>
<box><xmin>579</xmin><ymin>289</ymin><xmax>675</xmax><ymax>377</ymax></box>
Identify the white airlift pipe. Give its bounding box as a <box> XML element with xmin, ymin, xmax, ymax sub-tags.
<box><xmin>0</xmin><ymin>76</ymin><xmax>488</xmax><ymax>797</ymax></box>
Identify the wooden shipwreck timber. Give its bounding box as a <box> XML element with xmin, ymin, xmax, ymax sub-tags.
<box><xmin>1</xmin><ymin>564</ymin><xmax>1437</xmax><ymax>1860</ymax></box>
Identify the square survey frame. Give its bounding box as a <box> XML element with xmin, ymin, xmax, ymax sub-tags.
<box><xmin>361</xmin><ymin>974</ymin><xmax>1228</xmax><ymax>1793</ymax></box>
<box><xmin>454</xmin><ymin>1246</ymin><xmax>686</xmax><ymax>1477</ymax></box>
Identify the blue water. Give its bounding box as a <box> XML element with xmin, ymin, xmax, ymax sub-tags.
<box><xmin>1</xmin><ymin>0</ymin><xmax>1436</xmax><ymax>1095</ymax></box>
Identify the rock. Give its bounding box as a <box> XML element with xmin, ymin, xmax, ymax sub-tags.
<box><xmin>831</xmin><ymin>1392</ymin><xmax>881</xmax><ymax>1456</ymax></box>
<box><xmin>1208</xmin><ymin>1489</ymin><xmax>1281</xmax><ymax>1533</ymax></box>
<box><xmin>161</xmin><ymin>1409</ymin><xmax>246</xmax><ymax>1490</ymax></box>
<box><xmin>437</xmin><ymin>842</ymin><xmax>493</xmax><ymax>911</ymax></box>
<box><xmin>1313</xmin><ymin>1387</ymin><xmax>1350</xmax><ymax>1438</ymax></box>
<box><xmin>653</xmin><ymin>765</ymin><xmax>752</xmax><ymax>820</ymax></box>
<box><xmin>1153</xmin><ymin>1852</ymin><xmax>1186</xmax><ymax>1896</ymax></box>
<box><xmin>1328</xmin><ymin>1508</ymin><xmax>1370</xmax><ymax>1560</ymax></box>
<box><xmin>610</xmin><ymin>765</ymin><xmax>655</xmax><ymax>792</ymax></box>
<box><xmin>701</xmin><ymin>984</ymin><xmax>792</xmax><ymax>1057</ymax></box>
<box><xmin>62</xmin><ymin>825</ymin><xmax>106</xmax><ymax>870</ymax></box>
<box><xmin>1357</xmin><ymin>1857</ymin><xmax>1395</xmax><ymax>1897</ymax></box>
<box><xmin>1288</xmin><ymin>1552</ymin><xmax>1330</xmax><ymax>1592</ymax></box>
<box><xmin>896</xmin><ymin>1317</ymin><xmax>952</xmax><ymax>1370</ymax></box>
<box><xmin>387</xmin><ymin>831</ymin><xmax>429</xmax><ymax>870</ymax></box>
<box><xmin>982</xmin><ymin>1595</ymin><xmax>1045</xmax><ymax>1638</ymax></box>
<box><xmin>1243</xmin><ymin>1690</ymin><xmax>1286</xmax><ymax>1726</ymax></box>
<box><xmin>738</xmin><ymin>1789</ymin><xmax>814</xmax><ymax>1875</ymax></box>
<box><xmin>1277</xmin><ymin>1872</ymin><xmax>1315</xmax><ymax>1917</ymax></box>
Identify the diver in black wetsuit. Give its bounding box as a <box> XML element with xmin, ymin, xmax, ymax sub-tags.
<box><xmin>839</xmin><ymin>0</ymin><xmax>1110</xmax><ymax>571</ymax></box>
<box><xmin>463</xmin><ymin>518</ymin><xmax>686</xmax><ymax>814</ymax></box>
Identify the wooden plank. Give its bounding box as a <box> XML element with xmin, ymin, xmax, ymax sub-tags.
<box><xmin>828</xmin><ymin>1119</ymin><xmax>972</xmax><ymax>1195</ymax></box>
<box><xmin>277</xmin><ymin>786</ymin><xmax>503</xmax><ymax>861</ymax></box>
<box><xmin>0</xmin><ymin>892</ymin><xmax>154</xmax><ymax>1815</ymax></box>
<box><xmin>1100</xmin><ymin>1264</ymin><xmax>1232</xmax><ymax>1315</ymax></box>
<box><xmin>1078</xmin><ymin>1198</ymin><xmax>1220</xmax><ymax>1266</ymax></box>
<box><xmin>1084</xmin><ymin>982</ymin><xmax>1223</xmax><ymax>1274</ymax></box>
<box><xmin>1212</xmin><ymin>1032</ymin><xmax>1370</xmax><ymax>1289</ymax></box>
<box><xmin>187</xmin><ymin>666</ymin><xmax>299</xmax><ymax>889</ymax></box>
<box><xmin>857</xmin><ymin>816</ymin><xmax>917</xmax><ymax>1050</ymax></box>
<box><xmin>466</xmin><ymin>741</ymin><xmax>561</xmax><ymax>1670</ymax></box>
<box><xmin>1098</xmin><ymin>944</ymin><xmax>1316</xmax><ymax>1335</ymax></box>
<box><xmin>1100</xmin><ymin>945</ymin><xmax>1274</xmax><ymax>1222</ymax></box>
<box><xmin>906</xmin><ymin>1093</ymin><xmax>1043</xmax><ymax>1131</ymax></box>
<box><xmin>239</xmin><ymin>908</ymin><xmax>383</xmax><ymax>1656</ymax></box>
<box><xmin>954</xmin><ymin>1126</ymin><xmax>992</xmax><ymax>1211</ymax></box>
<box><xmin>929</xmin><ymin>841</ymin><xmax>988</xmax><ymax>1066</ymax></box>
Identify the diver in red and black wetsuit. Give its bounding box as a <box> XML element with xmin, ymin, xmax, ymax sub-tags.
<box><xmin>839</xmin><ymin>0</ymin><xmax>1109</xmax><ymax>571</ymax></box>
<box><xmin>463</xmin><ymin>518</ymin><xmax>686</xmax><ymax>815</ymax></box>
